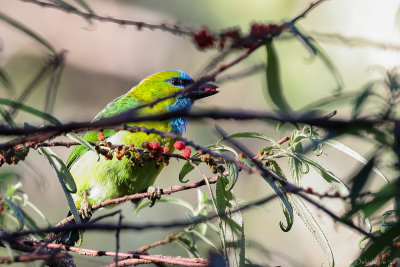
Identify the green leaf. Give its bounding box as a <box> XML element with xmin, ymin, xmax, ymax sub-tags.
<box><xmin>216</xmin><ymin>176</ymin><xmax>245</xmax><ymax>267</ymax></box>
<box><xmin>0</xmin><ymin>67</ymin><xmax>15</xmax><ymax>94</ymax></box>
<box><xmin>324</xmin><ymin>140</ymin><xmax>388</xmax><ymax>182</ymax></box>
<box><xmin>66</xmin><ymin>133</ymin><xmax>99</xmax><ymax>160</ymax></box>
<box><xmin>39</xmin><ymin>147</ymin><xmax>82</xmax><ymax>234</ymax></box>
<box><xmin>49</xmin><ymin>0</ymin><xmax>79</xmax><ymax>11</ymax></box>
<box><xmin>3</xmin><ymin>198</ymin><xmax>25</xmax><ymax>230</ymax></box>
<box><xmin>345</xmin><ymin>183</ymin><xmax>397</xmax><ymax>219</ymax></box>
<box><xmin>350</xmin><ymin>157</ymin><xmax>375</xmax><ymax>204</ymax></box>
<box><xmin>288</xmin><ymin>143</ymin><xmax>304</xmax><ymax>185</ymax></box>
<box><xmin>265</xmin><ymin>42</ymin><xmax>291</xmax><ymax>111</ymax></box>
<box><xmin>351</xmin><ymin>221</ymin><xmax>400</xmax><ymax>267</ymax></box>
<box><xmin>225</xmin><ymin>162</ymin><xmax>239</xmax><ymax>191</ymax></box>
<box><xmin>297</xmin><ymin>153</ymin><xmax>350</xmax><ymax>196</ymax></box>
<box><xmin>179</xmin><ymin>153</ymin><xmax>201</xmax><ymax>183</ymax></box>
<box><xmin>40</xmin><ymin>147</ymin><xmax>76</xmax><ymax>193</ymax></box>
<box><xmin>177</xmin><ymin>231</ymin><xmax>200</xmax><ymax>257</ymax></box>
<box><xmin>191</xmin><ymin>230</ymin><xmax>218</xmax><ymax>250</ymax></box>
<box><xmin>294</xmin><ymin>26</ymin><xmax>343</xmax><ymax>92</ymax></box>
<box><xmin>217</xmin><ymin>131</ymin><xmax>277</xmax><ymax>146</ymax></box>
<box><xmin>266</xmin><ymin>161</ymin><xmax>294</xmax><ymax>232</ymax></box>
<box><xmin>351</xmin><ymin>81</ymin><xmax>375</xmax><ymax>118</ymax></box>
<box><xmin>72</xmin><ymin>0</ymin><xmax>94</xmax><ymax>14</ymax></box>
<box><xmin>0</xmin><ymin>12</ymin><xmax>55</xmax><ymax>54</ymax></box>
<box><xmin>135</xmin><ymin>196</ymin><xmax>194</xmax><ymax>214</ymax></box>
<box><xmin>0</xmin><ymin>98</ymin><xmax>61</xmax><ymax>125</ymax></box>
<box><xmin>288</xmin><ymin>194</ymin><xmax>334</xmax><ymax>267</ymax></box>
<box><xmin>0</xmin><ymin>106</ymin><xmax>16</xmax><ymax>128</ymax></box>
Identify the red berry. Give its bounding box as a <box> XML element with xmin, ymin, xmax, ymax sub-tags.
<box><xmin>97</xmin><ymin>132</ymin><xmax>105</xmax><ymax>141</ymax></box>
<box><xmin>306</xmin><ymin>187</ymin><xmax>313</xmax><ymax>194</ymax></box>
<box><xmin>182</xmin><ymin>147</ymin><xmax>191</xmax><ymax>159</ymax></box>
<box><xmin>193</xmin><ymin>27</ymin><xmax>216</xmax><ymax>49</ymax></box>
<box><xmin>163</xmin><ymin>146</ymin><xmax>170</xmax><ymax>153</ymax></box>
<box><xmin>148</xmin><ymin>141</ymin><xmax>159</xmax><ymax>150</ymax></box>
<box><xmin>174</xmin><ymin>141</ymin><xmax>186</xmax><ymax>150</ymax></box>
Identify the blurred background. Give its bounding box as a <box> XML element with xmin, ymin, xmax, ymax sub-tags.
<box><xmin>1</xmin><ymin>0</ymin><xmax>400</xmax><ymax>266</ymax></box>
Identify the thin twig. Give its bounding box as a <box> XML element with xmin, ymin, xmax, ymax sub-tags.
<box><xmin>19</xmin><ymin>0</ymin><xmax>193</xmax><ymax>36</ymax></box>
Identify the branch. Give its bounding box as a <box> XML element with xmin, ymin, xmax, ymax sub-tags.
<box><xmin>19</xmin><ymin>0</ymin><xmax>193</xmax><ymax>36</ymax></box>
<box><xmin>290</xmin><ymin>0</ymin><xmax>329</xmax><ymax>24</ymax></box>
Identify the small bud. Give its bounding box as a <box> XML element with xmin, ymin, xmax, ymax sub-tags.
<box><xmin>163</xmin><ymin>146</ymin><xmax>170</xmax><ymax>153</ymax></box>
<box><xmin>97</xmin><ymin>132</ymin><xmax>105</xmax><ymax>141</ymax></box>
<box><xmin>306</xmin><ymin>187</ymin><xmax>313</xmax><ymax>194</ymax></box>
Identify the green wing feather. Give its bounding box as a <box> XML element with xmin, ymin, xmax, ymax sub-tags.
<box><xmin>66</xmin><ymin>93</ymin><xmax>142</xmax><ymax>168</ymax></box>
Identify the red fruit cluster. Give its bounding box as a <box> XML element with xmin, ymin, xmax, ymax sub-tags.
<box><xmin>250</xmin><ymin>23</ymin><xmax>282</xmax><ymax>37</ymax></box>
<box><xmin>182</xmin><ymin>147</ymin><xmax>191</xmax><ymax>159</ymax></box>
<box><xmin>148</xmin><ymin>141</ymin><xmax>159</xmax><ymax>150</ymax></box>
<box><xmin>174</xmin><ymin>141</ymin><xmax>186</xmax><ymax>150</ymax></box>
<box><xmin>193</xmin><ymin>27</ymin><xmax>216</xmax><ymax>49</ymax></box>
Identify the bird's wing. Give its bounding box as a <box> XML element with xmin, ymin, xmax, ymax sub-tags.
<box><xmin>66</xmin><ymin>94</ymin><xmax>143</xmax><ymax>168</ymax></box>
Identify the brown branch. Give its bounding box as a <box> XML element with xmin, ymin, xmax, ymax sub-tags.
<box><xmin>19</xmin><ymin>0</ymin><xmax>193</xmax><ymax>36</ymax></box>
<box><xmin>290</xmin><ymin>0</ymin><xmax>329</xmax><ymax>24</ymax></box>
<box><xmin>53</xmin><ymin>175</ymin><xmax>220</xmax><ymax>229</ymax></box>
<box><xmin>0</xmin><ymin>252</ymin><xmax>70</xmax><ymax>264</ymax></box>
<box><xmin>6</xmin><ymin>239</ymin><xmax>206</xmax><ymax>266</ymax></box>
<box><xmin>135</xmin><ymin>234</ymin><xmax>176</xmax><ymax>254</ymax></box>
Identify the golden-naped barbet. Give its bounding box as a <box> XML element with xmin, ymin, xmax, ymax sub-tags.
<box><xmin>63</xmin><ymin>70</ymin><xmax>218</xmax><ymax>244</ymax></box>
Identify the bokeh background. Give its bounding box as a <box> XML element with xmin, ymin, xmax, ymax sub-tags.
<box><xmin>1</xmin><ymin>0</ymin><xmax>400</xmax><ymax>266</ymax></box>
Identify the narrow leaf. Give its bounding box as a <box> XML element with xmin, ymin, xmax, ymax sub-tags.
<box><xmin>72</xmin><ymin>0</ymin><xmax>94</xmax><ymax>14</ymax></box>
<box><xmin>217</xmin><ymin>131</ymin><xmax>277</xmax><ymax>146</ymax></box>
<box><xmin>0</xmin><ymin>98</ymin><xmax>61</xmax><ymax>125</ymax></box>
<box><xmin>265</xmin><ymin>42</ymin><xmax>291</xmax><ymax>111</ymax></box>
<box><xmin>0</xmin><ymin>12</ymin><xmax>55</xmax><ymax>54</ymax></box>
<box><xmin>216</xmin><ymin>177</ymin><xmax>245</xmax><ymax>267</ymax></box>
<box><xmin>66</xmin><ymin>133</ymin><xmax>99</xmax><ymax>160</ymax></box>
<box><xmin>325</xmin><ymin>140</ymin><xmax>388</xmax><ymax>182</ymax></box>
<box><xmin>0</xmin><ymin>67</ymin><xmax>15</xmax><ymax>94</ymax></box>
<box><xmin>225</xmin><ymin>162</ymin><xmax>239</xmax><ymax>191</ymax></box>
<box><xmin>135</xmin><ymin>196</ymin><xmax>194</xmax><ymax>214</ymax></box>
<box><xmin>350</xmin><ymin>157</ymin><xmax>375</xmax><ymax>204</ymax></box>
<box><xmin>288</xmin><ymin>194</ymin><xmax>334</xmax><ymax>267</ymax></box>
<box><xmin>297</xmin><ymin>153</ymin><xmax>350</xmax><ymax>196</ymax></box>
<box><xmin>269</xmin><ymin>161</ymin><xmax>294</xmax><ymax>232</ymax></box>
<box><xmin>40</xmin><ymin>147</ymin><xmax>82</xmax><ymax>231</ymax></box>
<box><xmin>3</xmin><ymin>198</ymin><xmax>25</xmax><ymax>230</ymax></box>
<box><xmin>351</xmin><ymin>221</ymin><xmax>400</xmax><ymax>267</ymax></box>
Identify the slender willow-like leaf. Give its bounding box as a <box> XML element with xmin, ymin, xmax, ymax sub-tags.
<box><xmin>0</xmin><ymin>12</ymin><xmax>55</xmax><ymax>54</ymax></box>
<box><xmin>0</xmin><ymin>67</ymin><xmax>15</xmax><ymax>94</ymax></box>
<box><xmin>289</xmin><ymin>194</ymin><xmax>334</xmax><ymax>267</ymax></box>
<box><xmin>265</xmin><ymin>42</ymin><xmax>291</xmax><ymax>111</ymax></box>
<box><xmin>3</xmin><ymin>198</ymin><xmax>25</xmax><ymax>231</ymax></box>
<box><xmin>0</xmin><ymin>98</ymin><xmax>60</xmax><ymax>125</ymax></box>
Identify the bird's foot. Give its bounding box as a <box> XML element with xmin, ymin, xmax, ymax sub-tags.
<box><xmin>80</xmin><ymin>191</ymin><xmax>93</xmax><ymax>220</ymax></box>
<box><xmin>147</xmin><ymin>186</ymin><xmax>162</xmax><ymax>207</ymax></box>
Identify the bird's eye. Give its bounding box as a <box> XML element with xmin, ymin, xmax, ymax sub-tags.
<box><xmin>170</xmin><ymin>78</ymin><xmax>183</xmax><ymax>86</ymax></box>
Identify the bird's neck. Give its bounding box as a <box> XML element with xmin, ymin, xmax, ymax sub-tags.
<box><xmin>166</xmin><ymin>98</ymin><xmax>193</xmax><ymax>135</ymax></box>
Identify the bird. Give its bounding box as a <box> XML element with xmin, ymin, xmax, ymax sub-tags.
<box><xmin>63</xmin><ymin>70</ymin><xmax>218</xmax><ymax>244</ymax></box>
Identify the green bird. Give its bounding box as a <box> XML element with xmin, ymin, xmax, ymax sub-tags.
<box><xmin>64</xmin><ymin>70</ymin><xmax>217</xmax><ymax>243</ymax></box>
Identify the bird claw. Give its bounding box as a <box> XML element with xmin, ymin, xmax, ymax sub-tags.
<box><xmin>80</xmin><ymin>192</ymin><xmax>93</xmax><ymax>220</ymax></box>
<box><xmin>147</xmin><ymin>186</ymin><xmax>162</xmax><ymax>207</ymax></box>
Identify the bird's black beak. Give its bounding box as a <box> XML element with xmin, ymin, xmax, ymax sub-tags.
<box><xmin>188</xmin><ymin>83</ymin><xmax>219</xmax><ymax>101</ymax></box>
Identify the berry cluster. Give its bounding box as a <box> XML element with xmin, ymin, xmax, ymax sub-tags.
<box><xmin>193</xmin><ymin>23</ymin><xmax>283</xmax><ymax>50</ymax></box>
<box><xmin>0</xmin><ymin>144</ymin><xmax>29</xmax><ymax>167</ymax></box>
